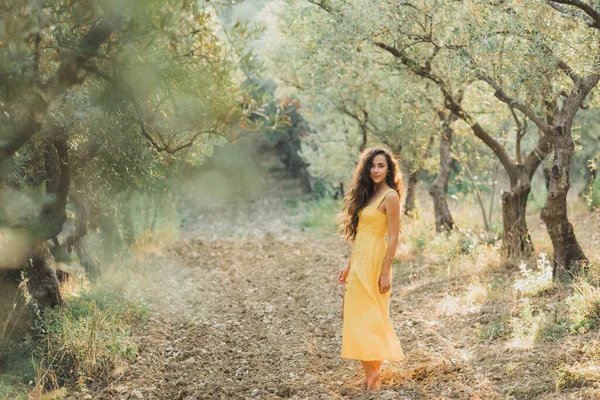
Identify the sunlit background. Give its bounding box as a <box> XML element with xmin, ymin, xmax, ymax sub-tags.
<box><xmin>1</xmin><ymin>1</ymin><xmax>600</xmax><ymax>399</ymax></box>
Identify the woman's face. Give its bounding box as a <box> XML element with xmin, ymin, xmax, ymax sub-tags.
<box><xmin>370</xmin><ymin>154</ymin><xmax>389</xmax><ymax>185</ymax></box>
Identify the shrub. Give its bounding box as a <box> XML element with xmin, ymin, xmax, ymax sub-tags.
<box><xmin>413</xmin><ymin>234</ymin><xmax>428</xmax><ymax>249</ymax></box>
<box><xmin>300</xmin><ymin>196</ymin><xmax>340</xmax><ymax>236</ymax></box>
<box><xmin>457</xmin><ymin>229</ymin><xmax>480</xmax><ymax>254</ymax></box>
<box><xmin>536</xmin><ymin>304</ymin><xmax>570</xmax><ymax>341</ymax></box>
<box><xmin>513</xmin><ymin>253</ymin><xmax>554</xmax><ymax>297</ymax></box>
<box><xmin>509</xmin><ymin>298</ymin><xmax>541</xmax><ymax>347</ymax></box>
<box><xmin>555</xmin><ymin>365</ymin><xmax>591</xmax><ymax>390</ymax></box>
<box><xmin>565</xmin><ymin>278</ymin><xmax>600</xmax><ymax>334</ymax></box>
<box><xmin>26</xmin><ymin>282</ymin><xmax>148</xmax><ymax>391</ymax></box>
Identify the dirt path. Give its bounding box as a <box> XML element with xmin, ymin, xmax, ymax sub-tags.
<box><xmin>81</xmin><ymin>232</ymin><xmax>599</xmax><ymax>400</ymax></box>
<box><xmin>77</xmin><ymin>233</ymin><xmax>503</xmax><ymax>400</ymax></box>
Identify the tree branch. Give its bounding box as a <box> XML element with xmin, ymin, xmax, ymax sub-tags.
<box><xmin>0</xmin><ymin>17</ymin><xmax>117</xmax><ymax>163</ymax></box>
<box><xmin>373</xmin><ymin>41</ymin><xmax>516</xmax><ymax>172</ymax></box>
<box><xmin>65</xmin><ymin>193</ymin><xmax>88</xmax><ymax>254</ymax></box>
<box><xmin>83</xmin><ymin>63</ymin><xmax>225</xmax><ymax>154</ymax></box>
<box><xmin>508</xmin><ymin>104</ymin><xmax>528</xmax><ymax>164</ymax></box>
<box><xmin>547</xmin><ymin>1</ymin><xmax>599</xmax><ymax>28</ymax></box>
<box><xmin>548</xmin><ymin>0</ymin><xmax>600</xmax><ymax>29</ymax></box>
<box><xmin>523</xmin><ymin>132</ymin><xmax>551</xmax><ymax>172</ymax></box>
<box><xmin>307</xmin><ymin>0</ymin><xmax>333</xmax><ymax>13</ymax></box>
<box><xmin>475</xmin><ymin>72</ymin><xmax>552</xmax><ymax>134</ymax></box>
<box><xmin>557</xmin><ymin>60</ymin><xmax>583</xmax><ymax>84</ymax></box>
<box><xmin>560</xmin><ymin>72</ymin><xmax>600</xmax><ymax>123</ymax></box>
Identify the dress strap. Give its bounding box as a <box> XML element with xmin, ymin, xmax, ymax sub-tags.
<box><xmin>375</xmin><ymin>189</ymin><xmax>395</xmax><ymax>208</ymax></box>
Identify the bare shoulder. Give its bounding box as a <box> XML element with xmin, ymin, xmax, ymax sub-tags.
<box><xmin>384</xmin><ymin>189</ymin><xmax>399</xmax><ymax>201</ymax></box>
<box><xmin>383</xmin><ymin>190</ymin><xmax>400</xmax><ymax>210</ymax></box>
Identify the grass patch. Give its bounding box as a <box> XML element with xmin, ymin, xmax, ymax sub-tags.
<box><xmin>509</xmin><ymin>298</ymin><xmax>540</xmax><ymax>348</ymax></box>
<box><xmin>33</xmin><ymin>297</ymin><xmax>141</xmax><ymax>388</ymax></box>
<box><xmin>536</xmin><ymin>309</ymin><xmax>570</xmax><ymax>341</ymax></box>
<box><xmin>300</xmin><ymin>196</ymin><xmax>340</xmax><ymax>237</ymax></box>
<box><xmin>476</xmin><ymin>315</ymin><xmax>511</xmax><ymax>341</ymax></box>
<box><xmin>554</xmin><ymin>337</ymin><xmax>600</xmax><ymax>391</ymax></box>
<box><xmin>504</xmin><ymin>383</ymin><xmax>554</xmax><ymax>398</ymax></box>
<box><xmin>0</xmin><ymin>274</ymin><xmax>148</xmax><ymax>396</ymax></box>
<box><xmin>555</xmin><ymin>364</ymin><xmax>596</xmax><ymax>390</ymax></box>
<box><xmin>565</xmin><ymin>277</ymin><xmax>600</xmax><ymax>334</ymax></box>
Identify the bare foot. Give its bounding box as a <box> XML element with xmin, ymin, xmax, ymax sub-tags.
<box><xmin>354</xmin><ymin>373</ymin><xmax>382</xmax><ymax>388</ymax></box>
<box><xmin>366</xmin><ymin>370</ymin><xmax>381</xmax><ymax>391</ymax></box>
<box><xmin>353</xmin><ymin>377</ymin><xmax>366</xmax><ymax>387</ymax></box>
<box><xmin>355</xmin><ymin>373</ymin><xmax>382</xmax><ymax>388</ymax></box>
<box><xmin>352</xmin><ymin>377</ymin><xmax>381</xmax><ymax>388</ymax></box>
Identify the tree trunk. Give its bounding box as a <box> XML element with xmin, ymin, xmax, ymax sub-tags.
<box><xmin>541</xmin><ymin>127</ymin><xmax>588</xmax><ymax>276</ymax></box>
<box><xmin>501</xmin><ymin>167</ymin><xmax>534</xmax><ymax>262</ymax></box>
<box><xmin>404</xmin><ymin>169</ymin><xmax>420</xmax><ymax>216</ymax></box>
<box><xmin>26</xmin><ymin>245</ymin><xmax>62</xmax><ymax>308</ymax></box>
<box><xmin>543</xmin><ymin>165</ymin><xmax>551</xmax><ymax>190</ymax></box>
<box><xmin>38</xmin><ymin>139</ymin><xmax>69</xmax><ymax>240</ymax></box>
<box><xmin>429</xmin><ymin>121</ymin><xmax>455</xmax><ymax>232</ymax></box>
<box><xmin>339</xmin><ymin>181</ymin><xmax>344</xmax><ymax>199</ymax></box>
<box><xmin>25</xmin><ymin>138</ymin><xmax>70</xmax><ymax>308</ymax></box>
<box><xmin>66</xmin><ymin>193</ymin><xmax>102</xmax><ymax>280</ymax></box>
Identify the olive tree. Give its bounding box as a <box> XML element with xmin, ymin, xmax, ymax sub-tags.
<box><xmin>0</xmin><ymin>0</ymin><xmax>263</xmax><ymax>308</ymax></box>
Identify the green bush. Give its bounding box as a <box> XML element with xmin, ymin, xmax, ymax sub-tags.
<box><xmin>0</xmin><ymin>281</ymin><xmax>148</xmax><ymax>393</ymax></box>
<box><xmin>0</xmin><ymin>339</ymin><xmax>33</xmax><ymax>400</ymax></box>
<box><xmin>33</xmin><ymin>288</ymin><xmax>147</xmax><ymax>389</ymax></box>
<box><xmin>413</xmin><ymin>234</ymin><xmax>428</xmax><ymax>249</ymax></box>
<box><xmin>457</xmin><ymin>229</ymin><xmax>479</xmax><ymax>254</ymax></box>
<box><xmin>536</xmin><ymin>305</ymin><xmax>570</xmax><ymax>341</ymax></box>
<box><xmin>300</xmin><ymin>196</ymin><xmax>340</xmax><ymax>236</ymax></box>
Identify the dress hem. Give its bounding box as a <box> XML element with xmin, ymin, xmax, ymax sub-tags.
<box><xmin>340</xmin><ymin>354</ymin><xmax>405</xmax><ymax>362</ymax></box>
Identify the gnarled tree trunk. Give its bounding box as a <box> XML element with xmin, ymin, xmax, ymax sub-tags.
<box><xmin>501</xmin><ymin>166</ymin><xmax>534</xmax><ymax>262</ymax></box>
<box><xmin>541</xmin><ymin>126</ymin><xmax>588</xmax><ymax>276</ymax></box>
<box><xmin>26</xmin><ymin>245</ymin><xmax>62</xmax><ymax>308</ymax></box>
<box><xmin>66</xmin><ymin>193</ymin><xmax>101</xmax><ymax>281</ymax></box>
<box><xmin>26</xmin><ymin>138</ymin><xmax>70</xmax><ymax>308</ymax></box>
<box><xmin>429</xmin><ymin>114</ymin><xmax>455</xmax><ymax>232</ymax></box>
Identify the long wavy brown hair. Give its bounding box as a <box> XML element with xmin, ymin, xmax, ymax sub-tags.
<box><xmin>337</xmin><ymin>147</ymin><xmax>405</xmax><ymax>242</ymax></box>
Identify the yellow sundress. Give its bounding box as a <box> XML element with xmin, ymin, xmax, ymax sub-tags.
<box><xmin>341</xmin><ymin>188</ymin><xmax>405</xmax><ymax>361</ymax></box>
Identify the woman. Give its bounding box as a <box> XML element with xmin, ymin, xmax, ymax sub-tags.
<box><xmin>337</xmin><ymin>147</ymin><xmax>405</xmax><ymax>391</ymax></box>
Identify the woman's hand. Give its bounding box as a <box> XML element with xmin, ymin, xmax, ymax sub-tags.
<box><xmin>338</xmin><ymin>265</ymin><xmax>351</xmax><ymax>284</ymax></box>
<box><xmin>378</xmin><ymin>274</ymin><xmax>391</xmax><ymax>294</ymax></box>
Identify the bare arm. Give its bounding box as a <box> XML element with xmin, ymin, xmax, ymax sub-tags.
<box><xmin>338</xmin><ymin>249</ymin><xmax>353</xmax><ymax>285</ymax></box>
<box><xmin>383</xmin><ymin>192</ymin><xmax>400</xmax><ymax>275</ymax></box>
